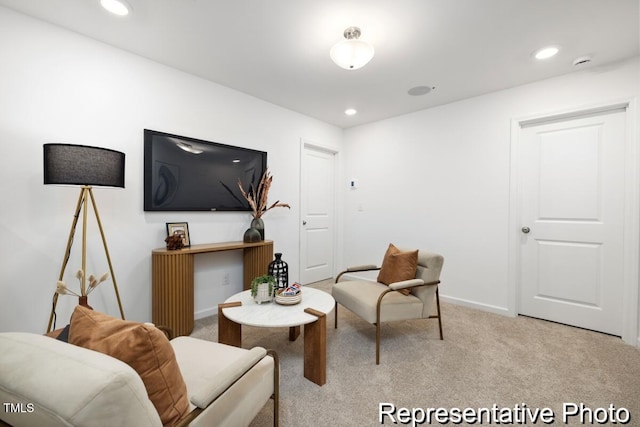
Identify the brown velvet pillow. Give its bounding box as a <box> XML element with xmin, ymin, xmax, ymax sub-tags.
<box><xmin>68</xmin><ymin>306</ymin><xmax>189</xmax><ymax>427</ymax></box>
<box><xmin>377</xmin><ymin>243</ymin><xmax>418</xmax><ymax>295</ymax></box>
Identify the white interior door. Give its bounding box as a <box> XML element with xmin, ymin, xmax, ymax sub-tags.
<box><xmin>519</xmin><ymin>109</ymin><xmax>626</xmax><ymax>336</ymax></box>
<box><xmin>300</xmin><ymin>142</ymin><xmax>335</xmax><ymax>284</ymax></box>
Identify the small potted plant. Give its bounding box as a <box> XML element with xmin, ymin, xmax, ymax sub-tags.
<box><xmin>251</xmin><ymin>274</ymin><xmax>276</xmax><ymax>304</ymax></box>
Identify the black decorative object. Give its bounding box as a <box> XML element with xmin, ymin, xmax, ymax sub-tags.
<box><xmin>243</xmin><ymin>227</ymin><xmax>261</xmax><ymax>243</ymax></box>
<box><xmin>268</xmin><ymin>253</ymin><xmax>289</xmax><ymax>290</ymax></box>
<box><xmin>251</xmin><ymin>217</ymin><xmax>265</xmax><ymax>240</ymax></box>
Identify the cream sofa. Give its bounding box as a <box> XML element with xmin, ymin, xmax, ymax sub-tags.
<box><xmin>0</xmin><ymin>332</ymin><xmax>278</xmax><ymax>427</ymax></box>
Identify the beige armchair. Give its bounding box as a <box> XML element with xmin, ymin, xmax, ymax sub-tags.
<box><xmin>332</xmin><ymin>248</ymin><xmax>444</xmax><ymax>364</ymax></box>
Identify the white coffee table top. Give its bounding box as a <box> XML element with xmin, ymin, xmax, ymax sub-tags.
<box><xmin>222</xmin><ymin>287</ymin><xmax>335</xmax><ymax>328</ymax></box>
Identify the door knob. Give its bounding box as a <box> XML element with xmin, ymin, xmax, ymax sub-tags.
<box><xmin>521</xmin><ymin>226</ymin><xmax>531</xmax><ymax>234</ymax></box>
<box><xmin>303</xmin><ymin>221</ymin><xmax>307</xmax><ymax>225</ymax></box>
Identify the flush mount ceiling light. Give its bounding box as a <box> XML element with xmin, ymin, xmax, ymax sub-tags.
<box><xmin>330</xmin><ymin>26</ymin><xmax>375</xmax><ymax>70</ymax></box>
<box><xmin>100</xmin><ymin>0</ymin><xmax>131</xmax><ymax>16</ymax></box>
<box><xmin>344</xmin><ymin>108</ymin><xmax>357</xmax><ymax>116</ymax></box>
<box><xmin>534</xmin><ymin>46</ymin><xmax>560</xmax><ymax>60</ymax></box>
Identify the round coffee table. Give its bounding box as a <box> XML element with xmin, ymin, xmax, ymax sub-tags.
<box><xmin>218</xmin><ymin>287</ymin><xmax>334</xmax><ymax>386</ymax></box>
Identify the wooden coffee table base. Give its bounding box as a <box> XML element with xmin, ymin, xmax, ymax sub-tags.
<box><xmin>289</xmin><ymin>325</ymin><xmax>300</xmax><ymax>341</ymax></box>
<box><xmin>217</xmin><ymin>302</ymin><xmax>327</xmax><ymax>386</ymax></box>
<box><xmin>302</xmin><ymin>308</ymin><xmax>326</xmax><ymax>386</ymax></box>
<box><xmin>217</xmin><ymin>302</ymin><xmax>242</xmax><ymax>347</ymax></box>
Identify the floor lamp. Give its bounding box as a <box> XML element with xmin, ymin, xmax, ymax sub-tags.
<box><xmin>44</xmin><ymin>143</ymin><xmax>126</xmax><ymax>333</ymax></box>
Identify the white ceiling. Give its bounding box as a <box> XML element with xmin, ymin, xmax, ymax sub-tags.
<box><xmin>1</xmin><ymin>0</ymin><xmax>638</xmax><ymax>128</ymax></box>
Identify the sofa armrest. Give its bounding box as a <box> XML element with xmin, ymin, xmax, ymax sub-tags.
<box><xmin>388</xmin><ymin>279</ymin><xmax>440</xmax><ymax>291</ymax></box>
<box><xmin>388</xmin><ymin>278</ymin><xmax>424</xmax><ymax>291</ymax></box>
<box><xmin>346</xmin><ymin>264</ymin><xmax>379</xmax><ymax>272</ymax></box>
<box><xmin>336</xmin><ymin>265</ymin><xmax>380</xmax><ymax>282</ymax></box>
<box><xmin>189</xmin><ymin>347</ymin><xmax>267</xmax><ymax>409</ymax></box>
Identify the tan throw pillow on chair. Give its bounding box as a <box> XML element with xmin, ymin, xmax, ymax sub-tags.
<box><xmin>377</xmin><ymin>243</ymin><xmax>418</xmax><ymax>295</ymax></box>
<box><xmin>69</xmin><ymin>305</ymin><xmax>189</xmax><ymax>427</ymax></box>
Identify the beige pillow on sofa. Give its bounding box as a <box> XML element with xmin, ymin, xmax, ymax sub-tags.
<box><xmin>68</xmin><ymin>306</ymin><xmax>189</xmax><ymax>427</ymax></box>
<box><xmin>377</xmin><ymin>243</ymin><xmax>418</xmax><ymax>295</ymax></box>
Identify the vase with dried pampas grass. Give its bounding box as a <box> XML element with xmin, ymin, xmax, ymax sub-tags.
<box><xmin>55</xmin><ymin>269</ymin><xmax>109</xmax><ymax>308</ymax></box>
<box><xmin>238</xmin><ymin>169</ymin><xmax>290</xmax><ymax>240</ymax></box>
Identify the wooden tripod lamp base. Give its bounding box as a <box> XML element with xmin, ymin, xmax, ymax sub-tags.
<box><xmin>46</xmin><ymin>186</ymin><xmax>125</xmax><ymax>333</ymax></box>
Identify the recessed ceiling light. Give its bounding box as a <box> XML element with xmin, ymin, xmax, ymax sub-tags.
<box><xmin>534</xmin><ymin>46</ymin><xmax>560</xmax><ymax>60</ymax></box>
<box><xmin>345</xmin><ymin>109</ymin><xmax>357</xmax><ymax>116</ymax></box>
<box><xmin>232</xmin><ymin>159</ymin><xmax>241</xmax><ymax>163</ymax></box>
<box><xmin>100</xmin><ymin>0</ymin><xmax>131</xmax><ymax>16</ymax></box>
<box><xmin>408</xmin><ymin>86</ymin><xmax>435</xmax><ymax>96</ymax></box>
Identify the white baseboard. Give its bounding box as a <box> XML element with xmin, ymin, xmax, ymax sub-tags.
<box><xmin>194</xmin><ymin>307</ymin><xmax>217</xmax><ymax>320</ymax></box>
<box><xmin>440</xmin><ymin>295</ymin><xmax>512</xmax><ymax>317</ymax></box>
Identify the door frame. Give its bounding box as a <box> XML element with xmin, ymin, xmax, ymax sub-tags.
<box><xmin>507</xmin><ymin>98</ymin><xmax>639</xmax><ymax>346</ymax></box>
<box><xmin>299</xmin><ymin>138</ymin><xmax>341</xmax><ymax>283</ymax></box>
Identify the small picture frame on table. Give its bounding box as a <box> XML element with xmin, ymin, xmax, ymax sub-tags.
<box><xmin>166</xmin><ymin>222</ymin><xmax>190</xmax><ymax>247</ymax></box>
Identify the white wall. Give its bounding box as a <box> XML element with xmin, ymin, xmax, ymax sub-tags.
<box><xmin>343</xmin><ymin>57</ymin><xmax>639</xmax><ymax>339</ymax></box>
<box><xmin>1</xmin><ymin>5</ymin><xmax>638</xmax><ymax>345</ymax></box>
<box><xmin>0</xmin><ymin>7</ymin><xmax>342</xmax><ymax>333</ymax></box>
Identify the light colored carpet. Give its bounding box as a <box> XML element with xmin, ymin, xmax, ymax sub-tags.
<box><xmin>192</xmin><ymin>281</ymin><xmax>640</xmax><ymax>426</ymax></box>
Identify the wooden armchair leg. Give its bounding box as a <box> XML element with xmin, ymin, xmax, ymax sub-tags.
<box><xmin>436</xmin><ymin>288</ymin><xmax>443</xmax><ymax>340</ymax></box>
<box><xmin>375</xmin><ymin>322</ymin><xmax>380</xmax><ymax>365</ymax></box>
<box><xmin>428</xmin><ymin>287</ymin><xmax>444</xmax><ymax>340</ymax></box>
<box><xmin>267</xmin><ymin>349</ymin><xmax>280</xmax><ymax>427</ymax></box>
<box><xmin>375</xmin><ymin>290</ymin><xmax>387</xmax><ymax>365</ymax></box>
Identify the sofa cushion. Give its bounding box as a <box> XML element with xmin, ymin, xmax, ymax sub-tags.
<box><xmin>68</xmin><ymin>306</ymin><xmax>189</xmax><ymax>427</ymax></box>
<box><xmin>333</xmin><ymin>280</ymin><xmax>424</xmax><ymax>323</ymax></box>
<box><xmin>171</xmin><ymin>337</ymin><xmax>276</xmax><ymax>427</ymax></box>
<box><xmin>377</xmin><ymin>244</ymin><xmax>418</xmax><ymax>295</ymax></box>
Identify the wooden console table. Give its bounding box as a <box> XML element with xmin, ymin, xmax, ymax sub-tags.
<box><xmin>152</xmin><ymin>240</ymin><xmax>273</xmax><ymax>337</ymax></box>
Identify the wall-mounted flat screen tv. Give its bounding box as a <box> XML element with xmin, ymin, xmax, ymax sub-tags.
<box><xmin>144</xmin><ymin>129</ymin><xmax>267</xmax><ymax>211</ymax></box>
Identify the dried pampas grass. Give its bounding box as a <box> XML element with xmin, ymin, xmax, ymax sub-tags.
<box><xmin>238</xmin><ymin>169</ymin><xmax>290</xmax><ymax>219</ymax></box>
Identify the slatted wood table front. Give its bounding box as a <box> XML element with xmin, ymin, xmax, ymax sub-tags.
<box><xmin>152</xmin><ymin>240</ymin><xmax>273</xmax><ymax>337</ymax></box>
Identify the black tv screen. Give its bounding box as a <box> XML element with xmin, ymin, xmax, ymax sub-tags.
<box><xmin>144</xmin><ymin>129</ymin><xmax>267</xmax><ymax>211</ymax></box>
